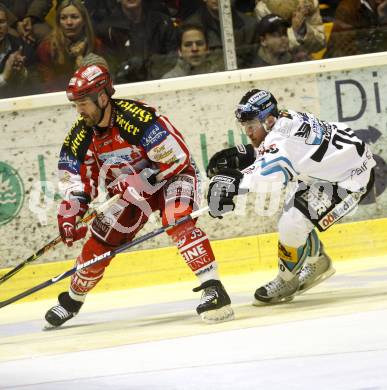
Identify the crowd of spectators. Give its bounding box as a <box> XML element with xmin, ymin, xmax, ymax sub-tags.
<box><xmin>0</xmin><ymin>0</ymin><xmax>386</xmax><ymax>98</ymax></box>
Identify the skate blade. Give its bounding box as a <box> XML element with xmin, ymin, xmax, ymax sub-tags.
<box><xmin>200</xmin><ymin>305</ymin><xmax>235</xmax><ymax>324</ymax></box>
<box><xmin>42</xmin><ymin>321</ymin><xmax>60</xmax><ymax>331</ymax></box>
<box><xmin>252</xmin><ymin>295</ymin><xmax>295</xmax><ymax>306</ymax></box>
<box><xmin>297</xmin><ymin>266</ymin><xmax>336</xmax><ymax>295</ymax></box>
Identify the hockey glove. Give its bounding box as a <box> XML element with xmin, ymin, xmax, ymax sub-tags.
<box><xmin>57</xmin><ymin>196</ymin><xmax>89</xmax><ymax>247</ymax></box>
<box><xmin>207</xmin><ymin>168</ymin><xmax>245</xmax><ymax>218</ymax></box>
<box><xmin>110</xmin><ymin>168</ymin><xmax>159</xmax><ymax>197</ymax></box>
<box><xmin>206</xmin><ymin>144</ymin><xmax>255</xmax><ymax>178</ymax></box>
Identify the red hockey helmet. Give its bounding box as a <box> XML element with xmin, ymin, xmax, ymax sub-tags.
<box><xmin>66</xmin><ymin>64</ymin><xmax>115</xmax><ymax>102</ymax></box>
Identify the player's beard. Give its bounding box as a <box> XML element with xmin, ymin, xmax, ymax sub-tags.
<box><xmin>82</xmin><ymin>107</ymin><xmax>102</xmax><ymax>127</ymax></box>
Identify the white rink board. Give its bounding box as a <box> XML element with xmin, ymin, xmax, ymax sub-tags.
<box><xmin>0</xmin><ymin>53</ymin><xmax>387</xmax><ymax>265</ymax></box>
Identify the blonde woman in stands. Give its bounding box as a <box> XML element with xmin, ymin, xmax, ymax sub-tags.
<box><xmin>36</xmin><ymin>0</ymin><xmax>104</xmax><ymax>92</ymax></box>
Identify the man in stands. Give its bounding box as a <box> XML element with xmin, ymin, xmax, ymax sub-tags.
<box><xmin>162</xmin><ymin>23</ymin><xmax>223</xmax><ymax>78</ymax></box>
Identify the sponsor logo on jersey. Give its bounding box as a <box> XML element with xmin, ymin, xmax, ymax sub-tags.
<box><xmin>350</xmin><ymin>150</ymin><xmax>373</xmax><ymax>178</ymax></box>
<box><xmin>295</xmin><ymin>123</ymin><xmax>311</xmax><ymax>139</ymax></box>
<box><xmin>58</xmin><ymin>152</ymin><xmax>80</xmax><ymax>174</ymax></box>
<box><xmin>295</xmin><ymin>115</ymin><xmax>326</xmax><ymax>146</ymax></box>
<box><xmin>64</xmin><ymin>123</ymin><xmax>89</xmax><ymax>157</ymax></box>
<box><xmin>98</xmin><ymin>146</ymin><xmax>142</xmax><ymax>164</ymax></box>
<box><xmin>116</xmin><ymin>100</ymin><xmax>154</xmax><ymax>123</ymax></box>
<box><xmin>257</xmin><ymin>143</ymin><xmax>279</xmax><ymax>156</ymax></box>
<box><xmin>116</xmin><ymin>112</ymin><xmax>141</xmax><ymax>135</ymax></box>
<box><xmin>151</xmin><ymin>144</ymin><xmax>176</xmax><ymax>163</ymax></box>
<box><xmin>318</xmin><ymin>192</ymin><xmax>362</xmax><ymax>230</ymax></box>
<box><xmin>142</xmin><ymin>124</ymin><xmax>168</xmax><ymax>148</ymax></box>
<box><xmin>59</xmin><ymin>171</ymin><xmax>72</xmax><ymax>184</ymax></box>
<box><xmin>0</xmin><ymin>161</ymin><xmax>24</xmax><ymax>226</ymax></box>
<box><xmin>307</xmin><ymin>120</ymin><xmax>325</xmax><ymax>145</ymax></box>
<box><xmin>299</xmin><ymin>185</ymin><xmax>333</xmax><ymax>218</ymax></box>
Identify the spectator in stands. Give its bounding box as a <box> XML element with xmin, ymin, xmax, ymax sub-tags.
<box><xmin>324</xmin><ymin>0</ymin><xmax>387</xmax><ymax>58</ymax></box>
<box><xmin>254</xmin><ymin>0</ymin><xmax>326</xmax><ymax>54</ymax></box>
<box><xmin>57</xmin><ymin>0</ymin><xmax>117</xmax><ymax>29</ymax></box>
<box><xmin>0</xmin><ymin>0</ymin><xmax>52</xmax><ymax>45</ymax></box>
<box><xmin>96</xmin><ymin>0</ymin><xmax>178</xmax><ymax>83</ymax></box>
<box><xmin>249</xmin><ymin>14</ymin><xmax>310</xmax><ymax>67</ymax></box>
<box><xmin>162</xmin><ymin>23</ymin><xmax>223</xmax><ymax>78</ymax></box>
<box><xmin>36</xmin><ymin>0</ymin><xmax>104</xmax><ymax>93</ymax></box>
<box><xmin>149</xmin><ymin>0</ymin><xmax>202</xmax><ymax>23</ymax></box>
<box><xmin>0</xmin><ymin>4</ymin><xmax>37</xmax><ymax>98</ymax></box>
<box><xmin>186</xmin><ymin>0</ymin><xmax>256</xmax><ymax>68</ymax></box>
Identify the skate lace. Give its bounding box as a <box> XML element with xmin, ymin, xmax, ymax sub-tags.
<box><xmin>266</xmin><ymin>277</ymin><xmax>284</xmax><ymax>292</ymax></box>
<box><xmin>51</xmin><ymin>304</ymin><xmax>71</xmax><ymax>320</ymax></box>
<box><xmin>201</xmin><ymin>287</ymin><xmax>218</xmax><ymax>304</ymax></box>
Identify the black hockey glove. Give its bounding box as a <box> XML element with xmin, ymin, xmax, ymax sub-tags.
<box><xmin>207</xmin><ymin>168</ymin><xmax>245</xmax><ymax>219</ymax></box>
<box><xmin>206</xmin><ymin>144</ymin><xmax>255</xmax><ymax>178</ymax></box>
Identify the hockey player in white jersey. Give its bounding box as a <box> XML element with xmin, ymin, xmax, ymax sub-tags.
<box><xmin>207</xmin><ymin>89</ymin><xmax>376</xmax><ymax>304</ymax></box>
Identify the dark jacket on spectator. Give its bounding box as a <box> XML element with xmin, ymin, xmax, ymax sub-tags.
<box><xmin>96</xmin><ymin>6</ymin><xmax>178</xmax><ymax>82</ymax></box>
<box><xmin>186</xmin><ymin>5</ymin><xmax>256</xmax><ymax>68</ymax></box>
<box><xmin>0</xmin><ymin>0</ymin><xmax>52</xmax><ymax>26</ymax></box>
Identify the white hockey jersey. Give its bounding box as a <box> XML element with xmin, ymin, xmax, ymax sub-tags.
<box><xmin>240</xmin><ymin>110</ymin><xmax>376</xmax><ymax>192</ymax></box>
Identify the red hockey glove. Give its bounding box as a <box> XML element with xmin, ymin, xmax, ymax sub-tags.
<box><xmin>57</xmin><ymin>199</ymin><xmax>89</xmax><ymax>247</ymax></box>
<box><xmin>110</xmin><ymin>168</ymin><xmax>159</xmax><ymax>197</ymax></box>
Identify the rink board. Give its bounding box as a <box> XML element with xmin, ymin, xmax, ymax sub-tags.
<box><xmin>1</xmin><ymin>217</ymin><xmax>386</xmax><ymax>304</ymax></box>
<box><xmin>1</xmin><ymin>52</ymin><xmax>387</xmax><ymax>265</ymax></box>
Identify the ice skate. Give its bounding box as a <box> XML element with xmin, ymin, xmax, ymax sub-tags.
<box><xmin>253</xmin><ymin>275</ymin><xmax>299</xmax><ymax>304</ymax></box>
<box><xmin>298</xmin><ymin>245</ymin><xmax>335</xmax><ymax>294</ymax></box>
<box><xmin>44</xmin><ymin>292</ymin><xmax>83</xmax><ymax>330</ymax></box>
<box><xmin>193</xmin><ymin>279</ymin><xmax>234</xmax><ymax>324</ymax></box>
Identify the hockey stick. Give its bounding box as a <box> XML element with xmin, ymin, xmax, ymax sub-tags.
<box><xmin>0</xmin><ymin>194</ymin><xmax>120</xmax><ymax>286</ymax></box>
<box><xmin>0</xmin><ymin>206</ymin><xmax>209</xmax><ymax>308</ymax></box>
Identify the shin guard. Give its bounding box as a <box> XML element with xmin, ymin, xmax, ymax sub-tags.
<box><xmin>278</xmin><ymin>230</ymin><xmax>321</xmax><ymax>281</ymax></box>
<box><xmin>167</xmin><ymin>219</ymin><xmax>218</xmax><ymax>282</ymax></box>
<box><xmin>70</xmin><ymin>236</ymin><xmax>114</xmax><ymax>299</ymax></box>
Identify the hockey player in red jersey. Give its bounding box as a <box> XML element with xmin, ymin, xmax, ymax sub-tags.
<box><xmin>45</xmin><ymin>64</ymin><xmax>234</xmax><ymax>327</ymax></box>
<box><xmin>207</xmin><ymin>89</ymin><xmax>375</xmax><ymax>304</ymax></box>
